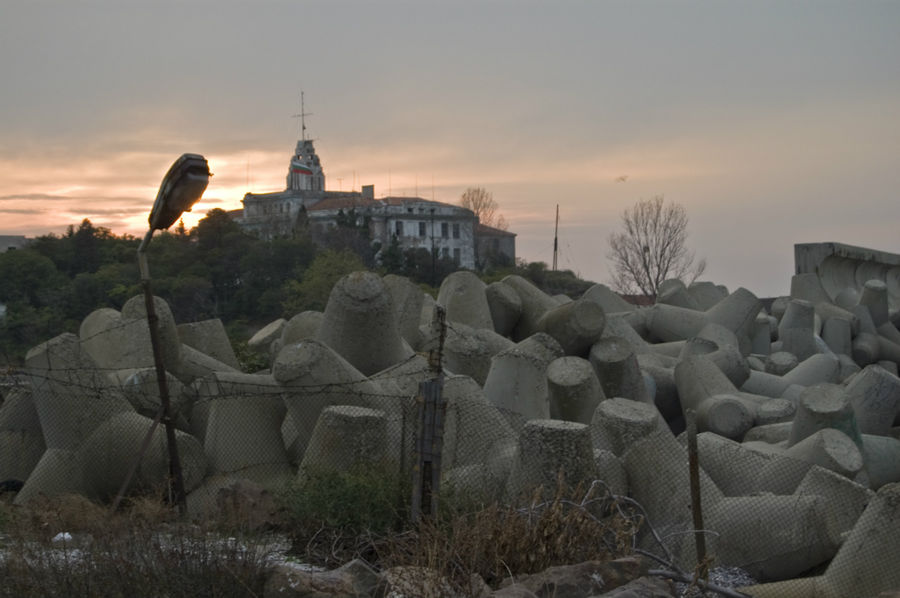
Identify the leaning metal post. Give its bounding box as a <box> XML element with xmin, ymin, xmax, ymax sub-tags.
<box><xmin>134</xmin><ymin>229</ymin><xmax>188</xmax><ymax>514</ymax></box>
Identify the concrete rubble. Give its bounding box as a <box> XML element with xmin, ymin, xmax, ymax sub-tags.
<box><xmin>3</xmin><ymin>240</ymin><xmax>900</xmax><ymax>596</ymax></box>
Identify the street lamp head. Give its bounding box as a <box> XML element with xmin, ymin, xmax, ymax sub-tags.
<box><xmin>148</xmin><ymin>153</ymin><xmax>212</xmax><ymax>231</ymax></box>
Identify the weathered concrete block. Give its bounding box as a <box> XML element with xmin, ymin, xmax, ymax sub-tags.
<box><xmin>202</xmin><ymin>374</ymin><xmax>290</xmax><ymax>480</ymax></box>
<box><xmin>537</xmin><ymin>298</ymin><xmax>606</xmax><ymax>356</ymax></box>
<box><xmin>441</xmin><ymin>322</ymin><xmax>513</xmax><ymax>386</ymax></box>
<box><xmin>845</xmin><ymin>364</ymin><xmax>900</xmax><ymax>436</ymax></box>
<box><xmin>699</xmin><ymin>494</ymin><xmax>838</xmax><ymax>582</ymax></box>
<box><xmin>279</xmin><ymin>311</ymin><xmax>324</xmax><ymax>347</ymax></box>
<box><xmin>437</xmin><ymin>270</ymin><xmax>493</xmax><ymax>330</ymax></box>
<box><xmin>383</xmin><ymin>274</ymin><xmax>426</xmax><ymax>347</ymax></box>
<box><xmin>248</xmin><ymin>318</ymin><xmax>286</xmax><ymax>352</ymax></box>
<box><xmin>582</xmin><ymin>283</ymin><xmax>635</xmax><ymax>314</ymax></box>
<box><xmin>26</xmin><ymin>333</ymin><xmax>134</xmax><ymax>451</ymax></box>
<box><xmin>177</xmin><ymin>318</ymin><xmax>240</xmax><ymax>370</ymax></box>
<box><xmin>506</xmin><ymin>419</ymin><xmax>597</xmax><ymax>499</ymax></box>
<box><xmin>795</xmin><ymin>465</ymin><xmax>874</xmax><ymax>542</ymax></box>
<box><xmin>0</xmin><ymin>387</ymin><xmax>45</xmax><ymax>484</ymax></box>
<box><xmin>502</xmin><ymin>275</ymin><xmax>560</xmax><ymax>341</ymax></box>
<box><xmin>547</xmin><ymin>356</ymin><xmax>604</xmax><ymax>424</ymax></box>
<box><xmin>789</xmin><ymin>383</ymin><xmax>861</xmax><ymax>448</ymax></box>
<box><xmin>77</xmin><ymin>411</ymin><xmax>207</xmax><ymax>501</ymax></box>
<box><xmin>316</xmin><ymin>271</ymin><xmax>413</xmax><ymax>376</ymax></box>
<box><xmin>483</xmin><ymin>333</ymin><xmax>564</xmax><ymax>422</ymax></box>
<box><xmin>13</xmin><ymin>448</ymin><xmax>87</xmax><ymax>505</ymax></box>
<box><xmin>590</xmin><ymin>336</ymin><xmax>652</xmax><ymax>404</ymax></box>
<box><xmin>299</xmin><ymin>405</ymin><xmax>388</xmax><ymax>473</ymax></box>
<box><xmin>485</xmin><ymin>280</ymin><xmax>523</xmax><ymax>337</ymax></box>
<box><xmin>590</xmin><ymin>397</ymin><xmax>665</xmax><ymax>457</ymax></box>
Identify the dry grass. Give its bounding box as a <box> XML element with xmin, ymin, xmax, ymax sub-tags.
<box><xmin>380</xmin><ymin>480</ymin><xmax>639</xmax><ymax>594</ymax></box>
<box><xmin>0</xmin><ymin>494</ymin><xmax>275</xmax><ymax>598</ymax></box>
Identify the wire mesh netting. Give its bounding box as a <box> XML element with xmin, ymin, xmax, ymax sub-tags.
<box><xmin>3</xmin><ymin>271</ymin><xmax>900</xmax><ymax>598</ymax></box>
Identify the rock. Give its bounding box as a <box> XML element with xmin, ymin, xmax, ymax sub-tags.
<box><xmin>594</xmin><ymin>576</ymin><xmax>675</xmax><ymax>597</ymax></box>
<box><xmin>264</xmin><ymin>558</ymin><xmax>384</xmax><ymax>598</ymax></box>
<box><xmin>503</xmin><ymin>558</ymin><xmax>648</xmax><ymax>598</ymax></box>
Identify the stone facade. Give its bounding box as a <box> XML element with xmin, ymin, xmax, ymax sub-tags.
<box><xmin>231</xmin><ymin>139</ymin><xmax>514</xmax><ymax>271</ymax></box>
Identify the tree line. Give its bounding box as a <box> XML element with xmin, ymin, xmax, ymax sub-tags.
<box><xmin>0</xmin><ymin>208</ymin><xmax>589</xmax><ymax>365</ymax></box>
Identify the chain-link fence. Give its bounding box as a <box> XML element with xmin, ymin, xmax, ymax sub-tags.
<box><xmin>2</xmin><ymin>274</ymin><xmax>900</xmax><ymax>597</ymax></box>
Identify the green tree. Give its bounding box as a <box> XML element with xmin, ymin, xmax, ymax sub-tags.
<box><xmin>282</xmin><ymin>249</ymin><xmax>365</xmax><ymax>315</ymax></box>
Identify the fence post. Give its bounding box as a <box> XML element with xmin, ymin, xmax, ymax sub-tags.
<box><xmin>686</xmin><ymin>408</ymin><xmax>708</xmax><ymax>577</ymax></box>
<box><xmin>411</xmin><ymin>306</ymin><xmax>447</xmax><ymax>521</ymax></box>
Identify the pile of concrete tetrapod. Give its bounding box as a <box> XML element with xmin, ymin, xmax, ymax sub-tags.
<box><xmin>2</xmin><ymin>253</ymin><xmax>900</xmax><ymax>597</ymax></box>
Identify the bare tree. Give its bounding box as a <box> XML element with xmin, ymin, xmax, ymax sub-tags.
<box><xmin>607</xmin><ymin>195</ymin><xmax>706</xmax><ymax>297</ymax></box>
<box><xmin>460</xmin><ymin>187</ymin><xmax>508</xmax><ymax>230</ymax></box>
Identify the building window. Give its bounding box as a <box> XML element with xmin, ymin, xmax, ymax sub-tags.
<box><xmin>453</xmin><ymin>248</ymin><xmax>460</xmax><ymax>264</ymax></box>
<box><xmin>441</xmin><ymin>247</ymin><xmax>450</xmax><ymax>259</ymax></box>
<box><xmin>492</xmin><ymin>239</ymin><xmax>500</xmax><ymax>250</ymax></box>
<box><xmin>441</xmin><ymin>222</ymin><xmax>449</xmax><ymax>238</ymax></box>
<box><xmin>452</xmin><ymin>223</ymin><xmax>460</xmax><ymax>239</ymax></box>
<box><xmin>395</xmin><ymin>221</ymin><xmax>404</xmax><ymax>236</ymax></box>
<box><xmin>419</xmin><ymin>222</ymin><xmax>427</xmax><ymax>237</ymax></box>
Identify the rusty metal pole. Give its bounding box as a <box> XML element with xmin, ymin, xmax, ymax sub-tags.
<box><xmin>686</xmin><ymin>408</ymin><xmax>707</xmax><ymax>573</ymax></box>
<box><xmin>137</xmin><ymin>230</ymin><xmax>187</xmax><ymax>515</ymax></box>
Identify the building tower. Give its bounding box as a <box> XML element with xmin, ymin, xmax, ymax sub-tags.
<box><xmin>286</xmin><ymin>139</ymin><xmax>325</xmax><ymax>192</ymax></box>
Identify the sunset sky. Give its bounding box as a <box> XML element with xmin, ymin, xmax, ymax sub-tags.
<box><xmin>2</xmin><ymin>1</ymin><xmax>899</xmax><ymax>297</ymax></box>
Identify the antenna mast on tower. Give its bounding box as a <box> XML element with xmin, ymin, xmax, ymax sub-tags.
<box><xmin>292</xmin><ymin>91</ymin><xmax>313</xmax><ymax>140</ymax></box>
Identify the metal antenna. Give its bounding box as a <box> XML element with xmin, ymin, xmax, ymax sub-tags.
<box><xmin>552</xmin><ymin>204</ymin><xmax>559</xmax><ymax>271</ymax></box>
<box><xmin>291</xmin><ymin>91</ymin><xmax>313</xmax><ymax>140</ymax></box>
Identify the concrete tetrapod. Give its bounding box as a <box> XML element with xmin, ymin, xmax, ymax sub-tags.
<box><xmin>505</xmin><ymin>419</ymin><xmax>597</xmax><ymax>500</ymax></box>
<box><xmin>623</xmin><ymin>427</ymin><xmax>724</xmax><ymax>556</ymax></box>
<box><xmin>794</xmin><ymin>465</ymin><xmax>874</xmax><ymax>544</ymax></box>
<box><xmin>26</xmin><ymin>333</ymin><xmax>134</xmax><ymax>451</ymax></box>
<box><xmin>485</xmin><ymin>280</ymin><xmax>523</xmax><ymax>337</ymax></box>
<box><xmin>13</xmin><ymin>449</ymin><xmax>87</xmax><ymax>505</ymax></box>
<box><xmin>699</xmin><ymin>493</ymin><xmax>839</xmax><ymax>582</ymax></box>
<box><xmin>299</xmin><ymin>405</ymin><xmax>389</xmax><ymax>475</ymax></box>
<box><xmin>316</xmin><ymin>271</ymin><xmax>413</xmax><ymax>376</ymax></box>
<box><xmin>581</xmin><ymin>283</ymin><xmax>636</xmax><ymax>314</ymax></box>
<box><xmin>0</xmin><ymin>388</ymin><xmax>46</xmax><ymax>485</ymax></box>
<box><xmin>776</xmin><ymin>299</ymin><xmax>818</xmax><ymax>361</ymax></box>
<box><xmin>483</xmin><ymin>333</ymin><xmax>564</xmax><ymax>424</ymax></box>
<box><xmin>546</xmin><ymin>356</ymin><xmax>605</xmax><ymax>424</ymax></box>
<box><xmin>674</xmin><ymin>355</ymin><xmax>754</xmax><ymax>440</ymax></box>
<box><xmin>440</xmin><ymin>375</ymin><xmax>517</xmax><ymax>471</ymax></box>
<box><xmin>248</xmin><ymin>318</ymin><xmax>286</xmax><ymax>354</ymax></box>
<box><xmin>589</xmin><ymin>336</ymin><xmax>652</xmax><ymax>405</ymax></box>
<box><xmin>436</xmin><ymin>270</ymin><xmax>493</xmax><ymax>330</ymax></box>
<box><xmin>752</xmin><ymin>428</ymin><xmax>863</xmax><ymax>495</ymax></box>
<box><xmin>788</xmin><ymin>383</ymin><xmax>861</xmax><ymax>447</ymax></box>
<box><xmin>656</xmin><ymin>279</ymin><xmax>701</xmax><ymax>310</ymax></box>
<box><xmin>76</xmin><ymin>411</ymin><xmax>207</xmax><ymax>502</ymax></box>
<box><xmin>590</xmin><ymin>397</ymin><xmax>665</xmax><ymax>457</ymax></box>
<box><xmin>741</xmin><ymin>483</ymin><xmax>900</xmax><ymax>598</ymax></box>
<box><xmin>120</xmin><ymin>295</ymin><xmax>184</xmax><ymax>372</ymax></box>
<box><xmin>383</xmin><ymin>274</ymin><xmax>426</xmax><ymax>347</ymax></box>
<box><xmin>176</xmin><ymin>318</ymin><xmax>241</xmax><ymax>370</ymax></box>
<box><xmin>844</xmin><ymin>364</ymin><xmax>900</xmax><ymax>436</ymax></box>
<box><xmin>502</xmin><ymin>275</ymin><xmax>561</xmax><ymax>341</ymax></box>
<box><xmin>274</xmin><ymin>339</ymin><xmax>386</xmax><ymax>461</ymax></box>
<box><xmin>858</xmin><ymin>278</ymin><xmax>890</xmax><ymax>327</ymax></box>
<box><xmin>536</xmin><ymin>298</ymin><xmax>606</xmax><ymax>356</ymax></box>
<box><xmin>202</xmin><ymin>373</ymin><xmax>292</xmax><ymax>485</ymax></box>
<box><xmin>687</xmin><ymin>281</ymin><xmax>728</xmax><ymax>310</ymax></box>
<box><xmin>441</xmin><ymin>322</ymin><xmax>513</xmax><ymax>386</ymax></box>
<box><xmin>764</xmin><ymin>351</ymin><xmax>798</xmax><ymax>376</ymax></box>
<box><xmin>279</xmin><ymin>311</ymin><xmax>324</xmax><ymax>347</ymax></box>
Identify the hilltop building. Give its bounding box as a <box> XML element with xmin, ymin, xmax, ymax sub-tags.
<box><xmin>0</xmin><ymin>235</ymin><xmax>29</xmax><ymax>252</ymax></box>
<box><xmin>230</xmin><ymin>137</ymin><xmax>515</xmax><ymax>270</ymax></box>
